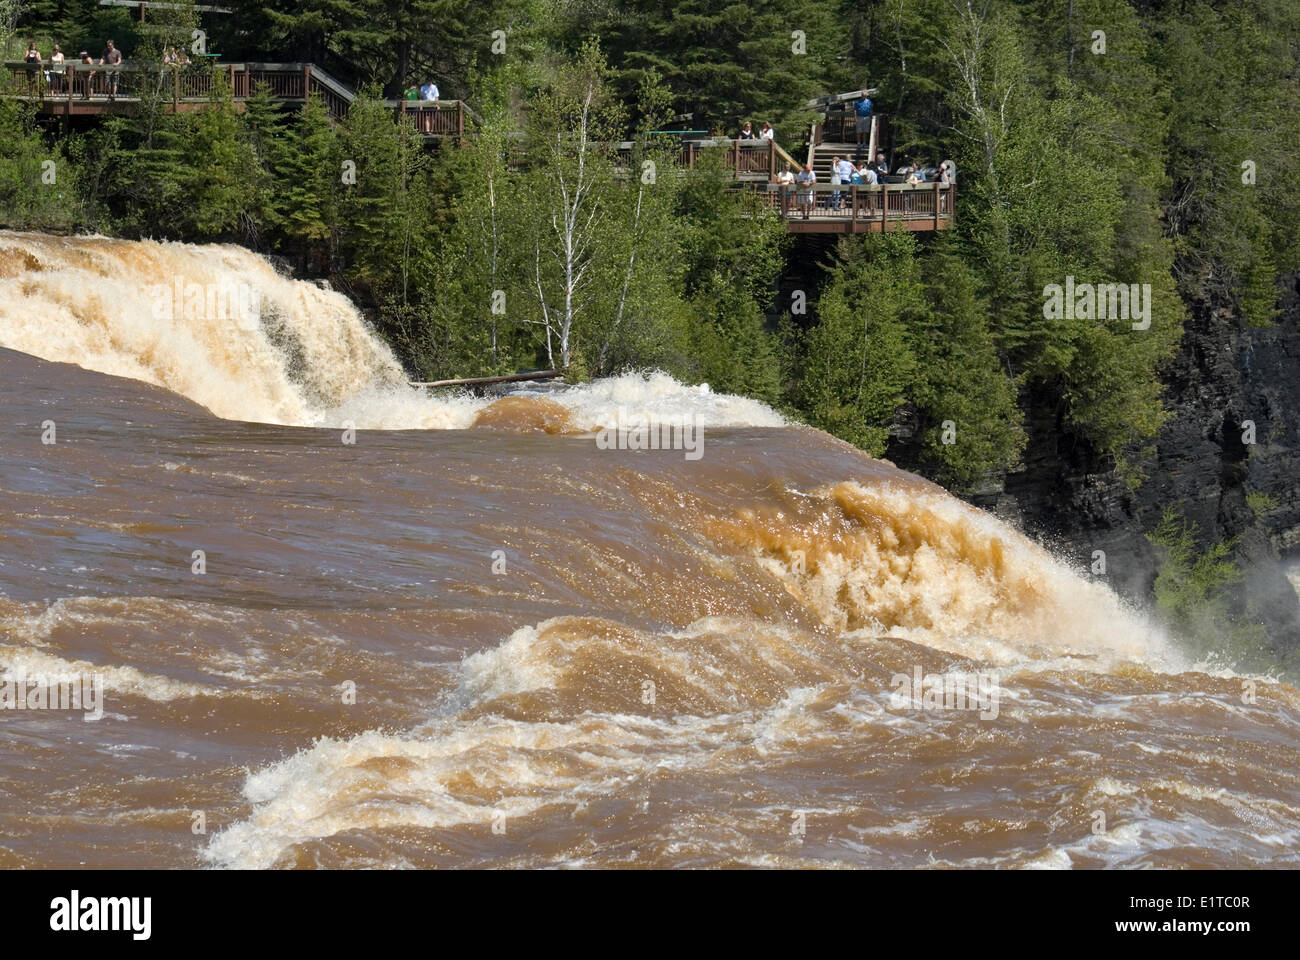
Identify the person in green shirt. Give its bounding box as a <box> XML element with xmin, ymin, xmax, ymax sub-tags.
<box><xmin>404</xmin><ymin>85</ymin><xmax>419</xmax><ymax>101</ymax></box>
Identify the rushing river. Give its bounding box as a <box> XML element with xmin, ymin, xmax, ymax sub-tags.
<box><xmin>1</xmin><ymin>231</ymin><xmax>1297</xmax><ymax>869</ymax></box>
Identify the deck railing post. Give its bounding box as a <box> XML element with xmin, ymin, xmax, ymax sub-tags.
<box><xmin>457</xmin><ymin>101</ymin><xmax>464</xmax><ymax>140</ymax></box>
<box><xmin>302</xmin><ymin>63</ymin><xmax>311</xmax><ymax>100</ymax></box>
<box><xmin>933</xmin><ymin>181</ymin><xmax>940</xmax><ymax>230</ymax></box>
<box><xmin>172</xmin><ymin>65</ymin><xmax>179</xmax><ymax>111</ymax></box>
<box><xmin>850</xmin><ymin>184</ymin><xmax>858</xmax><ymax>226</ymax></box>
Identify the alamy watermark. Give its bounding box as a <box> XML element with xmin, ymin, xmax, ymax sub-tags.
<box><xmin>1043</xmin><ymin>276</ymin><xmax>1151</xmax><ymax>330</ymax></box>
<box><xmin>595</xmin><ymin>407</ymin><xmax>704</xmax><ymax>461</ymax></box>
<box><xmin>889</xmin><ymin>666</ymin><xmax>999</xmax><ymax>720</ymax></box>
<box><xmin>0</xmin><ymin>671</ymin><xmax>104</xmax><ymax>721</ymax></box>
<box><xmin>150</xmin><ymin>277</ymin><xmax>262</xmax><ymax>332</ymax></box>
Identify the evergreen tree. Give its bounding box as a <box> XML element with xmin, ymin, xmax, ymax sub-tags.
<box><xmin>792</xmin><ymin>232</ymin><xmax>922</xmax><ymax>454</ymax></box>
<box><xmin>911</xmin><ymin>242</ymin><xmax>1025</xmax><ymax>489</ymax></box>
<box><xmin>274</xmin><ymin>92</ymin><xmax>340</xmax><ymax>265</ymax></box>
<box><xmin>576</xmin><ymin>0</ymin><xmax>840</xmax><ymax>137</ymax></box>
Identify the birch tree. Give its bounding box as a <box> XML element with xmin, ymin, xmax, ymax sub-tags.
<box><xmin>519</xmin><ymin>40</ymin><xmax>625</xmax><ymax>370</ymax></box>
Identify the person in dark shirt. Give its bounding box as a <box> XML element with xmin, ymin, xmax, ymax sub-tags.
<box><xmin>738</xmin><ymin>121</ymin><xmax>758</xmax><ymax>140</ymax></box>
<box><xmin>100</xmin><ymin>40</ymin><xmax>121</xmax><ymax>101</ymax></box>
<box><xmin>78</xmin><ymin>50</ymin><xmax>94</xmax><ymax>99</ymax></box>
<box><xmin>24</xmin><ymin>41</ymin><xmax>41</xmax><ymax>88</ymax></box>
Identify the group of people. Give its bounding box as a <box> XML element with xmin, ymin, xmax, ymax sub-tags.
<box><xmin>23</xmin><ymin>39</ymin><xmax>123</xmax><ymax>100</ymax></box>
<box><xmin>403</xmin><ymin>81</ymin><xmax>440</xmax><ymax>101</ymax></box>
<box><xmin>777</xmin><ymin>153</ymin><xmax>956</xmax><ymax>219</ymax></box>
<box><xmin>737</xmin><ymin>121</ymin><xmax>775</xmax><ymax>141</ymax></box>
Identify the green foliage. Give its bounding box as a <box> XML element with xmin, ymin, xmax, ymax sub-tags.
<box><xmin>1147</xmin><ymin>508</ymin><xmax>1265</xmax><ymax>660</ymax></box>
<box><xmin>273</xmin><ymin>93</ymin><xmax>339</xmax><ymax>258</ymax></box>
<box><xmin>1246</xmin><ymin>490</ymin><xmax>1278</xmax><ymax>519</ymax></box>
<box><xmin>675</xmin><ymin>148</ymin><xmax>784</xmax><ymax>399</ymax></box>
<box><xmin>911</xmin><ymin>244</ymin><xmax>1025</xmax><ymax>489</ymax></box>
<box><xmin>0</xmin><ymin>94</ymin><xmax>80</xmax><ymax>231</ymax></box>
<box><xmin>790</xmin><ymin>232</ymin><xmax>921</xmax><ymax>454</ymax></box>
<box><xmin>570</xmin><ymin>0</ymin><xmax>838</xmax><ymax>137</ymax></box>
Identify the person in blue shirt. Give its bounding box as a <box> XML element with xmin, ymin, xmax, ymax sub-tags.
<box><xmin>854</xmin><ymin>95</ymin><xmax>873</xmax><ymax>160</ymax></box>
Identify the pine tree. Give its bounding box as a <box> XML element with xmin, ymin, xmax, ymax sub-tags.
<box><xmin>274</xmin><ymin>92</ymin><xmax>339</xmax><ymax>265</ymax></box>
<box><xmin>792</xmin><ymin>232</ymin><xmax>922</xmax><ymax>454</ymax></box>
<box><xmin>577</xmin><ymin>0</ymin><xmax>840</xmax><ymax>136</ymax></box>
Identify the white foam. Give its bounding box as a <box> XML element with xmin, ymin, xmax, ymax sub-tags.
<box><xmin>0</xmin><ymin>232</ymin><xmax>788</xmax><ymax>432</ymax></box>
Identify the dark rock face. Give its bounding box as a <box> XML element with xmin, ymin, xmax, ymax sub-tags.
<box><xmin>955</xmin><ymin>278</ymin><xmax>1300</xmax><ymax>656</ymax></box>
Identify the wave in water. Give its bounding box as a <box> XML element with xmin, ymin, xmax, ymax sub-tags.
<box><xmin>0</xmin><ymin>231</ymin><xmax>784</xmax><ymax>431</ymax></box>
<box><xmin>1</xmin><ymin>235</ymin><xmax>1296</xmax><ymax>869</ymax></box>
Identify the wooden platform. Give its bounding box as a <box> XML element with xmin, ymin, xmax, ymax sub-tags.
<box><xmin>761</xmin><ymin>182</ymin><xmax>955</xmax><ymax>234</ymax></box>
<box><xmin>5</xmin><ymin>63</ymin><xmax>956</xmax><ymax>235</ymax></box>
<box><xmin>3</xmin><ymin>61</ymin><xmax>469</xmax><ymax>137</ymax></box>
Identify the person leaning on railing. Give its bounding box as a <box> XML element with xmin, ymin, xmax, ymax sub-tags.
<box><xmin>77</xmin><ymin>50</ymin><xmax>94</xmax><ymax>99</ymax></box>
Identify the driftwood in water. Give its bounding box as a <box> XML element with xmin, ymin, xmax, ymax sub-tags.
<box><xmin>408</xmin><ymin>369</ymin><xmax>565</xmax><ymax>390</ymax></box>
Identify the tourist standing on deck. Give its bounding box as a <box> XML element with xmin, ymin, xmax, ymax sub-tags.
<box><xmin>49</xmin><ymin>45</ymin><xmax>64</xmax><ymax>92</ymax></box>
<box><xmin>854</xmin><ymin>95</ymin><xmax>872</xmax><ymax>161</ymax></box>
<box><xmin>24</xmin><ymin>42</ymin><xmax>41</xmax><ymax>89</ymax></box>
<box><xmin>796</xmin><ymin>163</ymin><xmax>816</xmax><ymax>219</ymax></box>
<box><xmin>78</xmin><ymin>50</ymin><xmax>94</xmax><ymax>99</ymax></box>
<box><xmin>830</xmin><ymin>155</ymin><xmax>843</xmax><ymax>210</ymax></box>
<box><xmin>101</xmin><ymin>40</ymin><xmax>121</xmax><ymax>101</ymax></box>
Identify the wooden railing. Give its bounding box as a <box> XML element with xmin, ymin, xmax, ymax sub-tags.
<box><xmin>767</xmin><ymin>180</ymin><xmax>956</xmax><ymax>232</ymax></box>
<box><xmin>617</xmin><ymin>137</ymin><xmax>780</xmax><ymax>179</ymax></box>
<box><xmin>2</xmin><ymin>60</ymin><xmax>470</xmax><ymax>136</ymax></box>
<box><xmin>391</xmin><ymin>99</ymin><xmax>464</xmax><ymax>137</ymax></box>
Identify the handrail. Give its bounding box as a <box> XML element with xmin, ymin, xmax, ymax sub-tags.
<box><xmin>308</xmin><ymin>65</ymin><xmax>355</xmax><ymax>103</ymax></box>
<box><xmin>773</xmin><ymin>141</ymin><xmax>801</xmax><ymax>172</ymax></box>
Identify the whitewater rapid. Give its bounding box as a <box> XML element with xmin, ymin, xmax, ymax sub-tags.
<box><xmin>0</xmin><ymin>231</ymin><xmax>784</xmax><ymax>431</ymax></box>
<box><xmin>2</xmin><ymin>231</ymin><xmax>1296</xmax><ymax>870</ymax></box>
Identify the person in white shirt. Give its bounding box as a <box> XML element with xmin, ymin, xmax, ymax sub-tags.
<box><xmin>49</xmin><ymin>45</ymin><xmax>64</xmax><ymax>92</ymax></box>
<box><xmin>796</xmin><ymin>164</ymin><xmax>816</xmax><ymax>218</ymax></box>
<box><xmin>835</xmin><ymin>157</ymin><xmax>855</xmax><ymax>211</ymax></box>
<box><xmin>759</xmin><ymin>121</ymin><xmax>774</xmax><ymax>141</ymax></box>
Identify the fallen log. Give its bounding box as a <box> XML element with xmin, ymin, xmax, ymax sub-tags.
<box><xmin>408</xmin><ymin>369</ymin><xmax>565</xmax><ymax>389</ymax></box>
